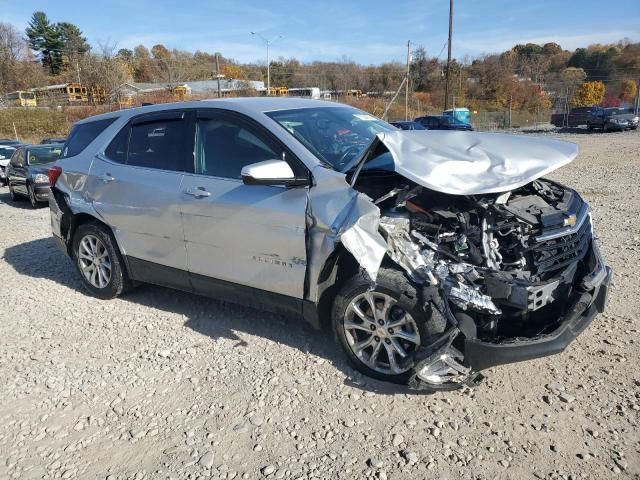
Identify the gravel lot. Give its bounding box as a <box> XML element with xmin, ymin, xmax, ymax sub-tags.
<box><xmin>0</xmin><ymin>129</ymin><xmax>638</xmax><ymax>480</ymax></box>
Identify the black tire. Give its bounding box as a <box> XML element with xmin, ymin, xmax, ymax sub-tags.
<box><xmin>72</xmin><ymin>222</ymin><xmax>132</xmax><ymax>300</ymax></box>
<box><xmin>27</xmin><ymin>183</ymin><xmax>39</xmax><ymax>208</ymax></box>
<box><xmin>587</xmin><ymin>123</ymin><xmax>593</xmax><ymax>131</ymax></box>
<box><xmin>332</xmin><ymin>267</ymin><xmax>434</xmax><ymax>384</ymax></box>
<box><xmin>603</xmin><ymin>123</ymin><xmax>609</xmax><ymax>133</ymax></box>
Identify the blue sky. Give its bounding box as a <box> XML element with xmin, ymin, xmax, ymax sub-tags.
<box><xmin>2</xmin><ymin>0</ymin><xmax>639</xmax><ymax>64</ymax></box>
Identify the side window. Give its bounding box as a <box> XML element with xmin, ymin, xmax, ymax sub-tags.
<box><xmin>105</xmin><ymin>126</ymin><xmax>129</xmax><ymax>164</ymax></box>
<box><xmin>127</xmin><ymin>118</ymin><xmax>188</xmax><ymax>171</ymax></box>
<box><xmin>196</xmin><ymin>115</ymin><xmax>279</xmax><ymax>179</ymax></box>
<box><xmin>61</xmin><ymin>118</ymin><xmax>117</xmax><ymax>158</ymax></box>
<box><xmin>10</xmin><ymin>149</ymin><xmax>25</xmax><ymax>167</ymax></box>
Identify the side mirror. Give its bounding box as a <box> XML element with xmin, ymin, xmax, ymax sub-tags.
<box><xmin>241</xmin><ymin>160</ymin><xmax>307</xmax><ymax>187</ymax></box>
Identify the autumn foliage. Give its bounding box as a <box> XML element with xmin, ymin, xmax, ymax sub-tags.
<box><xmin>571</xmin><ymin>81</ymin><xmax>606</xmax><ymax>107</ymax></box>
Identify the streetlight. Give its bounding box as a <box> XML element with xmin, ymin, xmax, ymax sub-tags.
<box><xmin>250</xmin><ymin>32</ymin><xmax>283</xmax><ymax>96</ymax></box>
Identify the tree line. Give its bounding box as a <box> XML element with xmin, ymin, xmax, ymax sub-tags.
<box><xmin>0</xmin><ymin>11</ymin><xmax>638</xmax><ymax>112</ymax></box>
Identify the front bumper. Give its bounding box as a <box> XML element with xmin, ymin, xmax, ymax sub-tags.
<box><xmin>464</xmin><ymin>241</ymin><xmax>611</xmax><ymax>371</ymax></box>
<box><xmin>33</xmin><ymin>184</ymin><xmax>50</xmax><ymax>202</ymax></box>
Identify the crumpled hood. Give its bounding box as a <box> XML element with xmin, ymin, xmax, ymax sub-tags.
<box><xmin>378</xmin><ymin>130</ymin><xmax>578</xmax><ymax>195</ymax></box>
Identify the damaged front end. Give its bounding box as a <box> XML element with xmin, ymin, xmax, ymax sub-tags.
<box><xmin>339</xmin><ymin>132</ymin><xmax>612</xmax><ymax>390</ymax></box>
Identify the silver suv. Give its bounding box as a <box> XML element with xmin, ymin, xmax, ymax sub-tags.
<box><xmin>49</xmin><ymin>98</ymin><xmax>611</xmax><ymax>390</ymax></box>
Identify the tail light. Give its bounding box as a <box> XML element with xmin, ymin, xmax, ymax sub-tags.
<box><xmin>48</xmin><ymin>165</ymin><xmax>62</xmax><ymax>186</ymax></box>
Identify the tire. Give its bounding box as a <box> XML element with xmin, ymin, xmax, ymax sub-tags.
<box><xmin>27</xmin><ymin>183</ymin><xmax>39</xmax><ymax>208</ymax></box>
<box><xmin>603</xmin><ymin>123</ymin><xmax>609</xmax><ymax>133</ymax></box>
<box><xmin>332</xmin><ymin>267</ymin><xmax>435</xmax><ymax>384</ymax></box>
<box><xmin>587</xmin><ymin>123</ymin><xmax>593</xmax><ymax>131</ymax></box>
<box><xmin>72</xmin><ymin>222</ymin><xmax>132</xmax><ymax>300</ymax></box>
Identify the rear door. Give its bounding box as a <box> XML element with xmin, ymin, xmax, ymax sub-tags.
<box><xmin>87</xmin><ymin>111</ymin><xmax>192</xmax><ymax>285</ymax></box>
<box><xmin>180</xmin><ymin>109</ymin><xmax>309</xmax><ymax>303</ymax></box>
<box><xmin>8</xmin><ymin>148</ymin><xmax>28</xmax><ymax>194</ymax></box>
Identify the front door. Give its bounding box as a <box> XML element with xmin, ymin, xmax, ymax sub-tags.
<box><xmin>180</xmin><ymin>110</ymin><xmax>309</xmax><ymax>305</ymax></box>
<box><xmin>87</xmin><ymin>111</ymin><xmax>192</xmax><ymax>285</ymax></box>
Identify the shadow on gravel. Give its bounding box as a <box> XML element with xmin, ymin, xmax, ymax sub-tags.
<box><xmin>0</xmin><ymin>190</ymin><xmax>41</xmax><ymax>210</ymax></box>
<box><xmin>4</xmin><ymin>236</ymin><xmax>421</xmax><ymax>396</ymax></box>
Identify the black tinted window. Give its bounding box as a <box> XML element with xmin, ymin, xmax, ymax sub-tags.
<box><xmin>128</xmin><ymin>119</ymin><xmax>187</xmax><ymax>171</ymax></box>
<box><xmin>196</xmin><ymin>116</ymin><xmax>277</xmax><ymax>179</ymax></box>
<box><xmin>105</xmin><ymin>126</ymin><xmax>129</xmax><ymax>163</ymax></box>
<box><xmin>61</xmin><ymin>118</ymin><xmax>117</xmax><ymax>158</ymax></box>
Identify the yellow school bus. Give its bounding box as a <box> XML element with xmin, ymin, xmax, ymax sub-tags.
<box><xmin>6</xmin><ymin>91</ymin><xmax>37</xmax><ymax>107</ymax></box>
<box><xmin>31</xmin><ymin>83</ymin><xmax>88</xmax><ymax>106</ymax></box>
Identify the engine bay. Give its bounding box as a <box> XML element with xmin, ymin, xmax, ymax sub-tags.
<box><xmin>350</xmin><ymin>168</ymin><xmax>595</xmax><ymax>387</ymax></box>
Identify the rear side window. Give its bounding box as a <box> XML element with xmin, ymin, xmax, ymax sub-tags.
<box><xmin>61</xmin><ymin>118</ymin><xmax>117</xmax><ymax>158</ymax></box>
<box><xmin>104</xmin><ymin>113</ymin><xmax>189</xmax><ymax>172</ymax></box>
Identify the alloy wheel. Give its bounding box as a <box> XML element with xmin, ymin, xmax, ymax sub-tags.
<box><xmin>343</xmin><ymin>291</ymin><xmax>421</xmax><ymax>375</ymax></box>
<box><xmin>78</xmin><ymin>234</ymin><xmax>112</xmax><ymax>289</ymax></box>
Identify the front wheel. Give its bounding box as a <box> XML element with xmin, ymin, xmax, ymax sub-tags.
<box><xmin>72</xmin><ymin>222</ymin><xmax>132</xmax><ymax>299</ymax></box>
<box><xmin>332</xmin><ymin>268</ymin><xmax>434</xmax><ymax>384</ymax></box>
<box><xmin>27</xmin><ymin>184</ymin><xmax>39</xmax><ymax>208</ymax></box>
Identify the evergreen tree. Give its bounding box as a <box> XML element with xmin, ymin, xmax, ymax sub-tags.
<box><xmin>25</xmin><ymin>11</ymin><xmax>64</xmax><ymax>75</ymax></box>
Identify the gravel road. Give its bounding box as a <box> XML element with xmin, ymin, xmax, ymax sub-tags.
<box><xmin>0</xmin><ymin>130</ymin><xmax>638</xmax><ymax>480</ymax></box>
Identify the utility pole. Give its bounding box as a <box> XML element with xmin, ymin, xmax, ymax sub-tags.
<box><xmin>508</xmin><ymin>95</ymin><xmax>512</xmax><ymax>129</ymax></box>
<box><xmin>444</xmin><ymin>0</ymin><xmax>453</xmax><ymax>111</ymax></box>
<box><xmin>405</xmin><ymin>40</ymin><xmax>410</xmax><ymax>121</ymax></box>
<box><xmin>215</xmin><ymin>54</ymin><xmax>222</xmax><ymax>98</ymax></box>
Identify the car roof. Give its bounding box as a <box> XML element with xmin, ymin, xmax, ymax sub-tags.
<box><xmin>75</xmin><ymin>97</ymin><xmax>343</xmax><ymax>125</ymax></box>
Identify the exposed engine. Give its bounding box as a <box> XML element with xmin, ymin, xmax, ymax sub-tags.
<box><xmin>353</xmin><ymin>171</ymin><xmax>595</xmax><ymax>388</ymax></box>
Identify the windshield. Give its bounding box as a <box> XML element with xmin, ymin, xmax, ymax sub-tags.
<box><xmin>27</xmin><ymin>145</ymin><xmax>62</xmax><ymax>165</ymax></box>
<box><xmin>266</xmin><ymin>106</ymin><xmax>395</xmax><ymax>171</ymax></box>
<box><xmin>0</xmin><ymin>147</ymin><xmax>15</xmax><ymax>160</ymax></box>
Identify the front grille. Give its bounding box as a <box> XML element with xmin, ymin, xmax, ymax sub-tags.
<box><xmin>530</xmin><ymin>216</ymin><xmax>591</xmax><ymax>275</ymax></box>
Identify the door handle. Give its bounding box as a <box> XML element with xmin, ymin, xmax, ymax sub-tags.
<box><xmin>103</xmin><ymin>173</ymin><xmax>115</xmax><ymax>183</ymax></box>
<box><xmin>184</xmin><ymin>186</ymin><xmax>211</xmax><ymax>198</ymax></box>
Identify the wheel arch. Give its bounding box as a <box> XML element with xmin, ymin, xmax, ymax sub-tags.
<box><xmin>310</xmin><ymin>245</ymin><xmax>367</xmax><ymax>330</ymax></box>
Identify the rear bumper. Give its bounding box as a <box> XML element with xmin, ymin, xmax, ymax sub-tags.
<box><xmin>464</xmin><ymin>242</ymin><xmax>611</xmax><ymax>371</ymax></box>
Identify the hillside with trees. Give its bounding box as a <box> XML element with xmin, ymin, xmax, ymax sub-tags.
<box><xmin>1</xmin><ymin>11</ymin><xmax>639</xmax><ymax>116</ymax></box>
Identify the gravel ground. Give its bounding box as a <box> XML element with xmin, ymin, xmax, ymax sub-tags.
<box><xmin>0</xmin><ymin>129</ymin><xmax>638</xmax><ymax>480</ymax></box>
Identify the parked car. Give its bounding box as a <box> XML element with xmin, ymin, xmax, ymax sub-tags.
<box><xmin>587</xmin><ymin>107</ymin><xmax>639</xmax><ymax>131</ymax></box>
<box><xmin>414</xmin><ymin>115</ymin><xmax>473</xmax><ymax>130</ymax></box>
<box><xmin>0</xmin><ymin>139</ymin><xmax>21</xmax><ymax>146</ymax></box>
<box><xmin>41</xmin><ymin>137</ymin><xmax>67</xmax><ymax>144</ymax></box>
<box><xmin>49</xmin><ymin>98</ymin><xmax>610</xmax><ymax>390</ymax></box>
<box><xmin>6</xmin><ymin>144</ymin><xmax>63</xmax><ymax>207</ymax></box>
<box><xmin>391</xmin><ymin>121</ymin><xmax>427</xmax><ymax>130</ymax></box>
<box><xmin>550</xmin><ymin>106</ymin><xmax>593</xmax><ymax>127</ymax></box>
<box><xmin>0</xmin><ymin>144</ymin><xmax>22</xmax><ymax>186</ymax></box>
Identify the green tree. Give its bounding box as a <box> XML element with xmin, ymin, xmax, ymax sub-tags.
<box><xmin>25</xmin><ymin>11</ymin><xmax>64</xmax><ymax>75</ymax></box>
<box><xmin>56</xmin><ymin>22</ymin><xmax>89</xmax><ymax>58</ymax></box>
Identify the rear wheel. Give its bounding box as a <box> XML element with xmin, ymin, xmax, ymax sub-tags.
<box><xmin>332</xmin><ymin>268</ymin><xmax>432</xmax><ymax>384</ymax></box>
<box><xmin>72</xmin><ymin>222</ymin><xmax>132</xmax><ymax>299</ymax></box>
<box><xmin>8</xmin><ymin>183</ymin><xmax>19</xmax><ymax>201</ymax></box>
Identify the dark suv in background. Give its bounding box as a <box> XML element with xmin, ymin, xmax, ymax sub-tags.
<box><xmin>587</xmin><ymin>107</ymin><xmax>639</xmax><ymax>131</ymax></box>
<box><xmin>414</xmin><ymin>115</ymin><xmax>473</xmax><ymax>131</ymax></box>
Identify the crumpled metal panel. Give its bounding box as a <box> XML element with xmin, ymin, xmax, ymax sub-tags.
<box><xmin>378</xmin><ymin>130</ymin><xmax>578</xmax><ymax>195</ymax></box>
<box><xmin>305</xmin><ymin>166</ymin><xmax>387</xmax><ymax>300</ymax></box>
<box><xmin>338</xmin><ymin>195</ymin><xmax>387</xmax><ymax>282</ymax></box>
